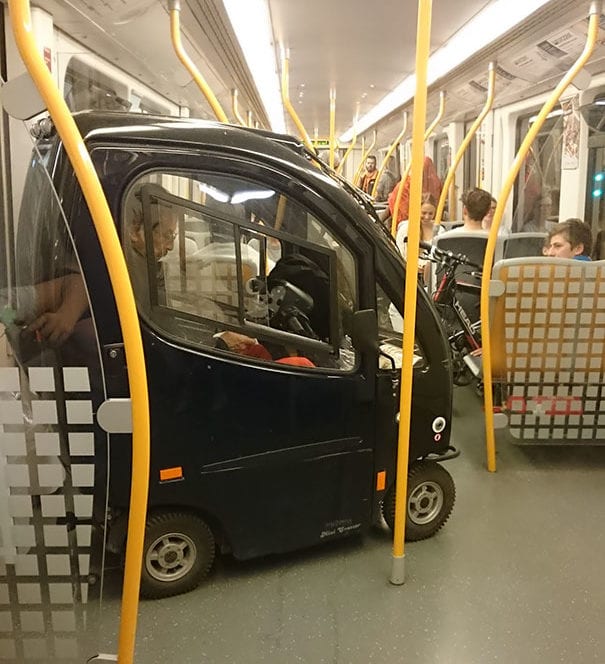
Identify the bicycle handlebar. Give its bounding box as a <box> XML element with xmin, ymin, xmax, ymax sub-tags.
<box><xmin>417</xmin><ymin>239</ymin><xmax>483</xmax><ymax>271</ymax></box>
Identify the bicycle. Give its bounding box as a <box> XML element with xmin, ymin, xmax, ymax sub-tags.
<box><xmin>419</xmin><ymin>240</ymin><xmax>483</xmax><ymax>387</ymax></box>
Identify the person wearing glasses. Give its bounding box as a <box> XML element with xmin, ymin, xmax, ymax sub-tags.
<box><xmin>124</xmin><ymin>183</ymin><xmax>178</xmax><ymax>309</ymax></box>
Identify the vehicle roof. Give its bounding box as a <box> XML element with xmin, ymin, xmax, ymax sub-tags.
<box><xmin>72</xmin><ymin>111</ymin><xmax>308</xmax><ymax>162</ymax></box>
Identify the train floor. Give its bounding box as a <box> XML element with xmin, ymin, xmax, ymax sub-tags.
<box><xmin>102</xmin><ymin>384</ymin><xmax>605</xmax><ymax>663</ymax></box>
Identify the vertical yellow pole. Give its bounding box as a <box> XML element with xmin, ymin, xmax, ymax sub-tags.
<box><xmin>329</xmin><ymin>88</ymin><xmax>336</xmax><ymax>169</ymax></box>
<box><xmin>231</xmin><ymin>88</ymin><xmax>247</xmax><ymax>126</ymax></box>
<box><xmin>435</xmin><ymin>63</ymin><xmax>495</xmax><ymax>224</ymax></box>
<box><xmin>247</xmin><ymin>110</ymin><xmax>253</xmax><ymax>128</ymax></box>
<box><xmin>391</xmin><ymin>91</ymin><xmax>445</xmax><ymax>236</ymax></box>
<box><xmin>390</xmin><ymin>0</ymin><xmax>432</xmax><ymax>585</ymax></box>
<box><xmin>168</xmin><ymin>0</ymin><xmax>228</xmax><ymax>123</ymax></box>
<box><xmin>7</xmin><ymin>2</ymin><xmax>150</xmax><ymax>662</ymax></box>
<box><xmin>337</xmin><ymin>103</ymin><xmax>359</xmax><ymax>175</ymax></box>
<box><xmin>281</xmin><ymin>49</ymin><xmax>315</xmax><ymax>152</ymax></box>
<box><xmin>481</xmin><ymin>3</ymin><xmax>600</xmax><ymax>472</ymax></box>
<box><xmin>371</xmin><ymin>111</ymin><xmax>408</xmax><ymax>199</ymax></box>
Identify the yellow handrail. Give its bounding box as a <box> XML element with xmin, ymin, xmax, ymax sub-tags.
<box><xmin>391</xmin><ymin>91</ymin><xmax>446</xmax><ymax>236</ymax></box>
<box><xmin>390</xmin><ymin>0</ymin><xmax>433</xmax><ymax>586</ymax></box>
<box><xmin>329</xmin><ymin>88</ymin><xmax>336</xmax><ymax>169</ymax></box>
<box><xmin>435</xmin><ymin>63</ymin><xmax>495</xmax><ymax>224</ymax></box>
<box><xmin>371</xmin><ymin>111</ymin><xmax>408</xmax><ymax>199</ymax></box>
<box><xmin>168</xmin><ymin>0</ymin><xmax>228</xmax><ymax>123</ymax></box>
<box><xmin>7</xmin><ymin>2</ymin><xmax>150</xmax><ymax>662</ymax></box>
<box><xmin>481</xmin><ymin>2</ymin><xmax>600</xmax><ymax>473</ymax></box>
<box><xmin>337</xmin><ymin>103</ymin><xmax>359</xmax><ymax>175</ymax></box>
<box><xmin>281</xmin><ymin>49</ymin><xmax>315</xmax><ymax>152</ymax></box>
<box><xmin>231</xmin><ymin>88</ymin><xmax>247</xmax><ymax>126</ymax></box>
<box><xmin>354</xmin><ymin>130</ymin><xmax>377</xmax><ymax>186</ymax></box>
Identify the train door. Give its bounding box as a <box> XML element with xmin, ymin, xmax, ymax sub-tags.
<box><xmin>70</xmin><ymin>144</ymin><xmax>379</xmax><ymax>581</ymax></box>
<box><xmin>0</xmin><ymin>139</ymin><xmax>114</xmax><ymax>661</ymax></box>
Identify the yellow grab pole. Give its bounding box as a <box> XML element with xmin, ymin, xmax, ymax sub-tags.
<box><xmin>354</xmin><ymin>130</ymin><xmax>377</xmax><ymax>186</ymax></box>
<box><xmin>371</xmin><ymin>111</ymin><xmax>408</xmax><ymax>199</ymax></box>
<box><xmin>391</xmin><ymin>91</ymin><xmax>445</xmax><ymax>236</ymax></box>
<box><xmin>246</xmin><ymin>110</ymin><xmax>254</xmax><ymax>128</ymax></box>
<box><xmin>329</xmin><ymin>88</ymin><xmax>336</xmax><ymax>169</ymax></box>
<box><xmin>231</xmin><ymin>89</ymin><xmax>247</xmax><ymax>126</ymax></box>
<box><xmin>281</xmin><ymin>49</ymin><xmax>315</xmax><ymax>152</ymax></box>
<box><xmin>390</xmin><ymin>0</ymin><xmax>432</xmax><ymax>585</ymax></box>
<box><xmin>481</xmin><ymin>2</ymin><xmax>600</xmax><ymax>473</ymax></box>
<box><xmin>169</xmin><ymin>0</ymin><xmax>228</xmax><ymax>123</ymax></box>
<box><xmin>435</xmin><ymin>63</ymin><xmax>495</xmax><ymax>224</ymax></box>
<box><xmin>337</xmin><ymin>103</ymin><xmax>359</xmax><ymax>175</ymax></box>
<box><xmin>7</xmin><ymin>2</ymin><xmax>150</xmax><ymax>662</ymax></box>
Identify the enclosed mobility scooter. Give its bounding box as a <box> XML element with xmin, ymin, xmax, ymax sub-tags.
<box><xmin>11</xmin><ymin>113</ymin><xmax>456</xmax><ymax>598</ymax></box>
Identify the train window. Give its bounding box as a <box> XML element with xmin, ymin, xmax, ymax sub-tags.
<box><xmin>462</xmin><ymin>120</ymin><xmax>478</xmax><ymax>194</ymax></box>
<box><xmin>582</xmin><ymin>93</ymin><xmax>605</xmax><ymax>244</ymax></box>
<box><xmin>64</xmin><ymin>58</ymin><xmax>130</xmax><ymax>112</ymax></box>
<box><xmin>122</xmin><ymin>172</ymin><xmax>358</xmax><ymax>371</ymax></box>
<box><xmin>513</xmin><ymin>109</ymin><xmax>563</xmax><ymax>232</ymax></box>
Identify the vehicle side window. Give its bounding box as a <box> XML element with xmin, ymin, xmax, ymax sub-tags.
<box><xmin>376</xmin><ymin>282</ymin><xmax>427</xmax><ymax>370</ymax></box>
<box><xmin>121</xmin><ymin>171</ymin><xmax>358</xmax><ymax>371</ymax></box>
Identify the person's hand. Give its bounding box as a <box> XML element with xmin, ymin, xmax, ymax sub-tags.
<box><xmin>27</xmin><ymin>309</ymin><xmax>77</xmax><ymax>345</ymax></box>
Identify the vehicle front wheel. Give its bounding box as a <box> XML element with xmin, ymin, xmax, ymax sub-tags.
<box><xmin>382</xmin><ymin>461</ymin><xmax>455</xmax><ymax>541</ymax></box>
<box><xmin>141</xmin><ymin>511</ymin><xmax>215</xmax><ymax>599</ymax></box>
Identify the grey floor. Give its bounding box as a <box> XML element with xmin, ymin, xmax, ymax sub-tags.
<box><xmin>107</xmin><ymin>386</ymin><xmax>605</xmax><ymax>663</ymax></box>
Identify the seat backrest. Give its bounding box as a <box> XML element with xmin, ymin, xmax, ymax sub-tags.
<box><xmin>502</xmin><ymin>232</ymin><xmax>547</xmax><ymax>259</ymax></box>
<box><xmin>490</xmin><ymin>257</ymin><xmax>605</xmax><ymax>442</ymax></box>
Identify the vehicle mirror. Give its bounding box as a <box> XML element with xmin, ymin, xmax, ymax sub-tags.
<box><xmin>351</xmin><ymin>309</ymin><xmax>379</xmax><ymax>354</ymax></box>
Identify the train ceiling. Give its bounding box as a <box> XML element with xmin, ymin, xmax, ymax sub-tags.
<box><xmin>9</xmin><ymin>0</ymin><xmax>605</xmax><ymax>146</ymax></box>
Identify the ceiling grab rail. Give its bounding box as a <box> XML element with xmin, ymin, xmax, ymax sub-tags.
<box><xmin>337</xmin><ymin>103</ymin><xmax>359</xmax><ymax>175</ymax></box>
<box><xmin>353</xmin><ymin>130</ymin><xmax>377</xmax><ymax>186</ymax></box>
<box><xmin>168</xmin><ymin>0</ymin><xmax>229</xmax><ymax>123</ymax></box>
<box><xmin>481</xmin><ymin>0</ymin><xmax>601</xmax><ymax>473</ymax></box>
<box><xmin>231</xmin><ymin>88</ymin><xmax>247</xmax><ymax>126</ymax></box>
<box><xmin>371</xmin><ymin>111</ymin><xmax>408</xmax><ymax>199</ymax></box>
<box><xmin>6</xmin><ymin>2</ymin><xmax>150</xmax><ymax>662</ymax></box>
<box><xmin>390</xmin><ymin>0</ymin><xmax>433</xmax><ymax>586</ymax></box>
<box><xmin>391</xmin><ymin>90</ymin><xmax>446</xmax><ymax>236</ymax></box>
<box><xmin>329</xmin><ymin>88</ymin><xmax>336</xmax><ymax>168</ymax></box>
<box><xmin>435</xmin><ymin>63</ymin><xmax>495</xmax><ymax>224</ymax></box>
<box><xmin>281</xmin><ymin>48</ymin><xmax>315</xmax><ymax>153</ymax></box>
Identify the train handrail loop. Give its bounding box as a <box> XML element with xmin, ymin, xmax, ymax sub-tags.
<box><xmin>371</xmin><ymin>111</ymin><xmax>408</xmax><ymax>199</ymax></box>
<box><xmin>281</xmin><ymin>49</ymin><xmax>315</xmax><ymax>153</ymax></box>
<box><xmin>337</xmin><ymin>103</ymin><xmax>359</xmax><ymax>175</ymax></box>
<box><xmin>390</xmin><ymin>0</ymin><xmax>433</xmax><ymax>587</ymax></box>
<box><xmin>329</xmin><ymin>88</ymin><xmax>337</xmax><ymax>169</ymax></box>
<box><xmin>354</xmin><ymin>129</ymin><xmax>377</xmax><ymax>187</ymax></box>
<box><xmin>391</xmin><ymin>90</ymin><xmax>446</xmax><ymax>236</ymax></box>
<box><xmin>7</xmin><ymin>2</ymin><xmax>151</xmax><ymax>663</ymax></box>
<box><xmin>231</xmin><ymin>88</ymin><xmax>247</xmax><ymax>126</ymax></box>
<box><xmin>480</xmin><ymin>0</ymin><xmax>602</xmax><ymax>473</ymax></box>
<box><xmin>168</xmin><ymin>0</ymin><xmax>229</xmax><ymax>123</ymax></box>
<box><xmin>435</xmin><ymin>62</ymin><xmax>496</xmax><ymax>225</ymax></box>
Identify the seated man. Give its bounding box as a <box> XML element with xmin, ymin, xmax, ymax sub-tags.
<box><xmin>543</xmin><ymin>218</ymin><xmax>592</xmax><ymax>260</ymax></box>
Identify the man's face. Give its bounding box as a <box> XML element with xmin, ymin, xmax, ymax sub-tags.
<box><xmin>544</xmin><ymin>233</ymin><xmax>583</xmax><ymax>258</ymax></box>
<box><xmin>365</xmin><ymin>157</ymin><xmax>377</xmax><ymax>173</ymax></box>
<box><xmin>130</xmin><ymin>209</ymin><xmax>177</xmax><ymax>260</ymax></box>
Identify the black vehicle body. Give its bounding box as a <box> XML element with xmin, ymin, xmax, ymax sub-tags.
<box><xmin>15</xmin><ymin>112</ymin><xmax>454</xmax><ymax>591</ymax></box>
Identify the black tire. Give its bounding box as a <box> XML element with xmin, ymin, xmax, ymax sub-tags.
<box><xmin>140</xmin><ymin>511</ymin><xmax>215</xmax><ymax>599</ymax></box>
<box><xmin>382</xmin><ymin>461</ymin><xmax>455</xmax><ymax>541</ymax></box>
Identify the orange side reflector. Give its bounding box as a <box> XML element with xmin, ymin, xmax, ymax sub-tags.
<box><xmin>160</xmin><ymin>466</ymin><xmax>183</xmax><ymax>482</ymax></box>
<box><xmin>376</xmin><ymin>470</ymin><xmax>386</xmax><ymax>491</ymax></box>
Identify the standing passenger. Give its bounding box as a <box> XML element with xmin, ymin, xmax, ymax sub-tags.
<box><xmin>358</xmin><ymin>155</ymin><xmax>378</xmax><ymax>194</ymax></box>
<box><xmin>388</xmin><ymin>156</ymin><xmax>442</xmax><ymax>227</ymax></box>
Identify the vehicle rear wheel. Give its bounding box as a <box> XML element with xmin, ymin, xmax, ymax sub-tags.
<box><xmin>141</xmin><ymin>511</ymin><xmax>215</xmax><ymax>599</ymax></box>
<box><xmin>382</xmin><ymin>461</ymin><xmax>455</xmax><ymax>541</ymax></box>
